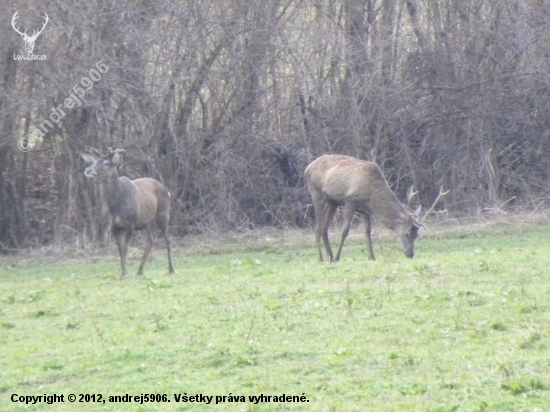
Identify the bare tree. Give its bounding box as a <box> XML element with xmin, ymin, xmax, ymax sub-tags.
<box><xmin>2</xmin><ymin>0</ymin><xmax>550</xmax><ymax>251</ymax></box>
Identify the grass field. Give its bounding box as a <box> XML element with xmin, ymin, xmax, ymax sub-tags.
<box><xmin>1</xmin><ymin>217</ymin><xmax>550</xmax><ymax>411</ymax></box>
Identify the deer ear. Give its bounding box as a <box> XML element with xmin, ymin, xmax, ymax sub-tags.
<box><xmin>81</xmin><ymin>153</ymin><xmax>96</xmax><ymax>164</ymax></box>
<box><xmin>90</xmin><ymin>148</ymin><xmax>102</xmax><ymax>157</ymax></box>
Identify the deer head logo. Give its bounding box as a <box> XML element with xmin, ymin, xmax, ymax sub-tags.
<box><xmin>11</xmin><ymin>11</ymin><xmax>49</xmax><ymax>54</ymax></box>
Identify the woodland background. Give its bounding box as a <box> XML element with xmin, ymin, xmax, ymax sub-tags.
<box><xmin>1</xmin><ymin>0</ymin><xmax>550</xmax><ymax>250</ymax></box>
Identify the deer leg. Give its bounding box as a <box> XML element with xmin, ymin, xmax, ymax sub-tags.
<box><xmin>113</xmin><ymin>228</ymin><xmax>127</xmax><ymax>277</ymax></box>
<box><xmin>122</xmin><ymin>226</ymin><xmax>134</xmax><ymax>276</ymax></box>
<box><xmin>363</xmin><ymin>214</ymin><xmax>375</xmax><ymax>261</ymax></box>
<box><xmin>166</xmin><ymin>234</ymin><xmax>175</xmax><ymax>274</ymax></box>
<box><xmin>312</xmin><ymin>199</ymin><xmax>326</xmax><ymax>262</ymax></box>
<box><xmin>321</xmin><ymin>203</ymin><xmax>337</xmax><ymax>262</ymax></box>
<box><xmin>335</xmin><ymin>202</ymin><xmax>354</xmax><ymax>262</ymax></box>
<box><xmin>137</xmin><ymin>227</ymin><xmax>153</xmax><ymax>276</ymax></box>
<box><xmin>157</xmin><ymin>215</ymin><xmax>175</xmax><ymax>274</ymax></box>
<box><xmin>315</xmin><ymin>222</ymin><xmax>323</xmax><ymax>262</ymax></box>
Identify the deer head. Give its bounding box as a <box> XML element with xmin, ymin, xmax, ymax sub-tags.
<box><xmin>82</xmin><ymin>148</ymin><xmax>126</xmax><ymax>181</ymax></box>
<box><xmin>12</xmin><ymin>11</ymin><xmax>49</xmax><ymax>54</ymax></box>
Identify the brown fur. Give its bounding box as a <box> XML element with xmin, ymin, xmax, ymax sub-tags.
<box><xmin>82</xmin><ymin>148</ymin><xmax>175</xmax><ymax>276</ymax></box>
<box><xmin>305</xmin><ymin>154</ymin><xmax>419</xmax><ymax>261</ymax></box>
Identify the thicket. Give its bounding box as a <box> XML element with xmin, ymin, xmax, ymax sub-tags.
<box><xmin>2</xmin><ymin>0</ymin><xmax>550</xmax><ymax>249</ymax></box>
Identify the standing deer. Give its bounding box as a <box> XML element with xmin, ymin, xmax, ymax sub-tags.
<box><xmin>81</xmin><ymin>148</ymin><xmax>175</xmax><ymax>277</ymax></box>
<box><xmin>305</xmin><ymin>154</ymin><xmax>447</xmax><ymax>262</ymax></box>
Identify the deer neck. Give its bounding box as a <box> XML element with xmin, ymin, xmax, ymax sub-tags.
<box><xmin>101</xmin><ymin>171</ymin><xmax>123</xmax><ymax>213</ymax></box>
<box><xmin>376</xmin><ymin>198</ymin><xmax>411</xmax><ymax>231</ymax></box>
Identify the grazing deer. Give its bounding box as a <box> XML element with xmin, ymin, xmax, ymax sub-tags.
<box><xmin>81</xmin><ymin>148</ymin><xmax>175</xmax><ymax>277</ymax></box>
<box><xmin>305</xmin><ymin>154</ymin><xmax>447</xmax><ymax>262</ymax></box>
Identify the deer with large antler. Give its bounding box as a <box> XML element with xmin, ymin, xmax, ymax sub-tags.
<box><xmin>305</xmin><ymin>154</ymin><xmax>448</xmax><ymax>262</ymax></box>
<box><xmin>81</xmin><ymin>148</ymin><xmax>175</xmax><ymax>277</ymax></box>
<box><xmin>12</xmin><ymin>11</ymin><xmax>49</xmax><ymax>54</ymax></box>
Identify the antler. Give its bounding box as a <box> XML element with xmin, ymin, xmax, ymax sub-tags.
<box><xmin>406</xmin><ymin>185</ymin><xmax>419</xmax><ymax>207</ymax></box>
<box><xmin>418</xmin><ymin>185</ymin><xmax>449</xmax><ymax>225</ymax></box>
<box><xmin>11</xmin><ymin>12</ymin><xmax>49</xmax><ymax>40</ymax></box>
<box><xmin>28</xmin><ymin>13</ymin><xmax>49</xmax><ymax>41</ymax></box>
<box><xmin>11</xmin><ymin>11</ymin><xmax>26</xmax><ymax>36</ymax></box>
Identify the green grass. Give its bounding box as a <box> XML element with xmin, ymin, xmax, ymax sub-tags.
<box><xmin>1</xmin><ymin>220</ymin><xmax>550</xmax><ymax>411</ymax></box>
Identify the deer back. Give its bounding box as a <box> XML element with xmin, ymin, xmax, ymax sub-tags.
<box><xmin>306</xmin><ymin>155</ymin><xmax>396</xmax><ymax>208</ymax></box>
<box><xmin>125</xmin><ymin>178</ymin><xmax>171</xmax><ymax>230</ymax></box>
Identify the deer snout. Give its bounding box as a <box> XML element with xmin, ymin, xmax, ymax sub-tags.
<box><xmin>402</xmin><ymin>243</ymin><xmax>414</xmax><ymax>258</ymax></box>
<box><xmin>84</xmin><ymin>167</ymin><xmax>96</xmax><ymax>178</ymax></box>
